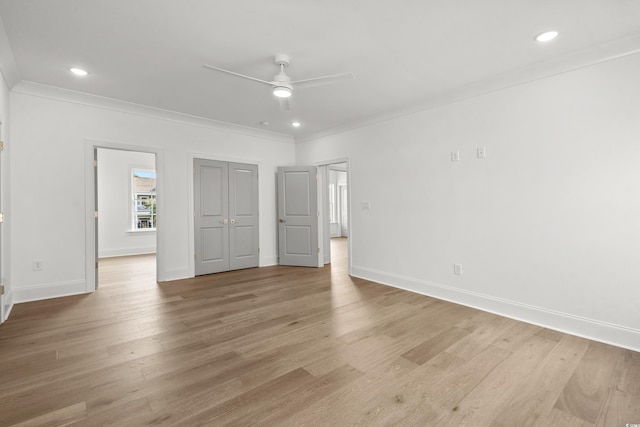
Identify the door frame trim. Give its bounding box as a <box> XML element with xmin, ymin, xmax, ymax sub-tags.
<box><xmin>0</xmin><ymin>117</ymin><xmax>6</xmax><ymax>323</ymax></box>
<box><xmin>84</xmin><ymin>140</ymin><xmax>165</xmax><ymax>291</ymax></box>
<box><xmin>313</xmin><ymin>157</ymin><xmax>352</xmax><ymax>276</ymax></box>
<box><xmin>187</xmin><ymin>152</ymin><xmax>262</xmax><ymax>278</ymax></box>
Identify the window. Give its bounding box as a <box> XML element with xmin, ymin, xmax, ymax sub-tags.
<box><xmin>132</xmin><ymin>169</ymin><xmax>156</xmax><ymax>230</ymax></box>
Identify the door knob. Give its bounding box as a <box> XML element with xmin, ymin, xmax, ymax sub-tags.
<box><xmin>230</xmin><ymin>219</ymin><xmax>236</xmax><ymax>224</ymax></box>
<box><xmin>220</xmin><ymin>219</ymin><xmax>228</xmax><ymax>224</ymax></box>
<box><xmin>279</xmin><ymin>218</ymin><xmax>286</xmax><ymax>223</ymax></box>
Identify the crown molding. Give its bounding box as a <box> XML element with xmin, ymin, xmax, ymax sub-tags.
<box><xmin>12</xmin><ymin>81</ymin><xmax>295</xmax><ymax>144</ymax></box>
<box><xmin>296</xmin><ymin>34</ymin><xmax>640</xmax><ymax>144</ymax></box>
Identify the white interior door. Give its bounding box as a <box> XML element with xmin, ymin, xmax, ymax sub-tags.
<box><xmin>277</xmin><ymin>166</ymin><xmax>321</xmax><ymax>267</ymax></box>
<box><xmin>93</xmin><ymin>148</ymin><xmax>99</xmax><ymax>289</ymax></box>
<box><xmin>195</xmin><ymin>159</ymin><xmax>229</xmax><ymax>275</ymax></box>
<box><xmin>229</xmin><ymin>162</ymin><xmax>259</xmax><ymax>270</ymax></box>
<box><xmin>0</xmin><ymin>124</ymin><xmax>3</xmax><ymax>323</ymax></box>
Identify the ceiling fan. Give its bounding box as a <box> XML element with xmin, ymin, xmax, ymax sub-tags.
<box><xmin>203</xmin><ymin>54</ymin><xmax>354</xmax><ymax>110</ymax></box>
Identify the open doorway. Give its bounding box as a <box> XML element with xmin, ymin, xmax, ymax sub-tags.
<box><xmin>95</xmin><ymin>148</ymin><xmax>157</xmax><ymax>289</ymax></box>
<box><xmin>319</xmin><ymin>161</ymin><xmax>350</xmax><ymax>268</ymax></box>
<box><xmin>328</xmin><ymin>164</ymin><xmax>348</xmax><ymax>239</ymax></box>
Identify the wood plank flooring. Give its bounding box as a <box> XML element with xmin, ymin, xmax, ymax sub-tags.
<box><xmin>1</xmin><ymin>238</ymin><xmax>639</xmax><ymax>426</ymax></box>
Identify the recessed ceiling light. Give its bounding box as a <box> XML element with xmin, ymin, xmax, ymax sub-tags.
<box><xmin>291</xmin><ymin>121</ymin><xmax>301</xmax><ymax>128</ymax></box>
<box><xmin>70</xmin><ymin>67</ymin><xmax>88</xmax><ymax>76</ymax></box>
<box><xmin>535</xmin><ymin>31</ymin><xmax>559</xmax><ymax>43</ymax></box>
<box><xmin>259</xmin><ymin>121</ymin><xmax>269</xmax><ymax>126</ymax></box>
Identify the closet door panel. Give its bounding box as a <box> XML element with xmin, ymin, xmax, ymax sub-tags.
<box><xmin>194</xmin><ymin>159</ymin><xmax>229</xmax><ymax>275</ymax></box>
<box><xmin>229</xmin><ymin>162</ymin><xmax>259</xmax><ymax>270</ymax></box>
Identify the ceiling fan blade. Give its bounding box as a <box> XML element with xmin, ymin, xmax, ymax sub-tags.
<box><xmin>202</xmin><ymin>64</ymin><xmax>272</xmax><ymax>86</ymax></box>
<box><xmin>278</xmin><ymin>97</ymin><xmax>291</xmax><ymax>111</ymax></box>
<box><xmin>291</xmin><ymin>72</ymin><xmax>355</xmax><ymax>89</ymax></box>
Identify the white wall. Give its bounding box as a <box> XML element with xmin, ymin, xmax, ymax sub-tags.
<box><xmin>10</xmin><ymin>84</ymin><xmax>295</xmax><ymax>302</ymax></box>
<box><xmin>97</xmin><ymin>148</ymin><xmax>156</xmax><ymax>258</ymax></box>
<box><xmin>297</xmin><ymin>53</ymin><xmax>640</xmax><ymax>351</ymax></box>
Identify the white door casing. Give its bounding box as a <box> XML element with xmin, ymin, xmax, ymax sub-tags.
<box><xmin>277</xmin><ymin>166</ymin><xmax>321</xmax><ymax>267</ymax></box>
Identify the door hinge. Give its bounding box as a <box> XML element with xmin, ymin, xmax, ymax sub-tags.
<box><xmin>0</xmin><ymin>140</ymin><xmax>4</xmax><ymax>151</ymax></box>
<box><xmin>93</xmin><ymin>159</ymin><xmax>97</xmax><ymax>167</ymax></box>
<box><xmin>316</xmin><ymin>175</ymin><xmax>319</xmax><ymax>181</ymax></box>
<box><xmin>94</xmin><ymin>211</ymin><xmax>99</xmax><ymax>219</ymax></box>
<box><xmin>0</xmin><ymin>212</ymin><xmax>4</xmax><ymax>223</ymax></box>
<box><xmin>317</xmin><ymin>210</ymin><xmax>320</xmax><ymax>217</ymax></box>
<box><xmin>317</xmin><ymin>247</ymin><xmax>320</xmax><ymax>254</ymax></box>
<box><xmin>0</xmin><ymin>284</ymin><xmax>5</xmax><ymax>295</ymax></box>
<box><xmin>95</xmin><ymin>261</ymin><xmax>99</xmax><ymax>269</ymax></box>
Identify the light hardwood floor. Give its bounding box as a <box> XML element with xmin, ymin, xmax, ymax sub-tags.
<box><xmin>1</xmin><ymin>238</ymin><xmax>639</xmax><ymax>426</ymax></box>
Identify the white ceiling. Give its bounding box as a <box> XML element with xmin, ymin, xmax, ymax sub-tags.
<box><xmin>1</xmin><ymin>0</ymin><xmax>640</xmax><ymax>139</ymax></box>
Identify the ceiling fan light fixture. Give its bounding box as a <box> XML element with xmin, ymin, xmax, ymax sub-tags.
<box><xmin>535</xmin><ymin>30</ymin><xmax>559</xmax><ymax>42</ymax></box>
<box><xmin>273</xmin><ymin>86</ymin><xmax>292</xmax><ymax>98</ymax></box>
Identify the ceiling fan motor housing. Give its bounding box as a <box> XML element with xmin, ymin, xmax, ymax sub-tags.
<box><xmin>274</xmin><ymin>53</ymin><xmax>291</xmax><ymax>67</ymax></box>
<box><xmin>273</xmin><ymin>72</ymin><xmax>292</xmax><ymax>87</ymax></box>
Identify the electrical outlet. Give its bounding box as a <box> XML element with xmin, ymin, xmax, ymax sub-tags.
<box><xmin>453</xmin><ymin>264</ymin><xmax>462</xmax><ymax>275</ymax></box>
<box><xmin>451</xmin><ymin>150</ymin><xmax>460</xmax><ymax>162</ymax></box>
<box><xmin>33</xmin><ymin>259</ymin><xmax>43</xmax><ymax>271</ymax></box>
<box><xmin>477</xmin><ymin>147</ymin><xmax>486</xmax><ymax>159</ymax></box>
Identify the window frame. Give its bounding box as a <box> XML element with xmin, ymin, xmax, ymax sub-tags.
<box><xmin>130</xmin><ymin>168</ymin><xmax>157</xmax><ymax>231</ymax></box>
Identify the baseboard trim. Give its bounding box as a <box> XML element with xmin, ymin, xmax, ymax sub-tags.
<box><xmin>99</xmin><ymin>247</ymin><xmax>156</xmax><ymax>258</ymax></box>
<box><xmin>351</xmin><ymin>265</ymin><xmax>640</xmax><ymax>353</ymax></box>
<box><xmin>162</xmin><ymin>269</ymin><xmax>190</xmax><ymax>282</ymax></box>
<box><xmin>260</xmin><ymin>256</ymin><xmax>278</xmax><ymax>267</ymax></box>
<box><xmin>4</xmin><ymin>301</ymin><xmax>13</xmax><ymax>320</ymax></box>
<box><xmin>163</xmin><ymin>260</ymin><xmax>278</xmax><ymax>283</ymax></box>
<box><xmin>14</xmin><ymin>280</ymin><xmax>88</xmax><ymax>304</ymax></box>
